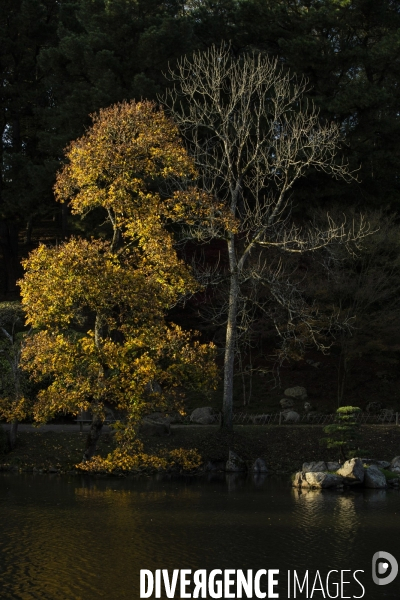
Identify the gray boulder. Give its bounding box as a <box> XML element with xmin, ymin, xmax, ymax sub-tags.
<box><xmin>283</xmin><ymin>410</ymin><xmax>300</xmax><ymax>423</ymax></box>
<box><xmin>284</xmin><ymin>386</ymin><xmax>307</xmax><ymax>400</ymax></box>
<box><xmin>280</xmin><ymin>398</ymin><xmax>294</xmax><ymax>409</ymax></box>
<box><xmin>305</xmin><ymin>472</ymin><xmax>344</xmax><ymax>488</ymax></box>
<box><xmin>253</xmin><ymin>458</ymin><xmax>268</xmax><ymax>473</ymax></box>
<box><xmin>292</xmin><ymin>471</ymin><xmax>344</xmax><ymax>488</ymax></box>
<box><xmin>302</xmin><ymin>461</ymin><xmax>327</xmax><ymax>473</ymax></box>
<box><xmin>337</xmin><ymin>458</ymin><xmax>365</xmax><ymax>483</ymax></box>
<box><xmin>226</xmin><ymin>451</ymin><xmax>247</xmax><ymax>472</ymax></box>
<box><xmin>361</xmin><ymin>459</ymin><xmax>390</xmax><ymax>469</ymax></box>
<box><xmin>364</xmin><ymin>465</ymin><xmax>387</xmax><ymax>489</ymax></box>
<box><xmin>390</xmin><ymin>456</ymin><xmax>400</xmax><ymax>473</ymax></box>
<box><xmin>326</xmin><ymin>461</ymin><xmax>341</xmax><ymax>471</ymax></box>
<box><xmin>190</xmin><ymin>407</ymin><xmax>215</xmax><ymax>425</ymax></box>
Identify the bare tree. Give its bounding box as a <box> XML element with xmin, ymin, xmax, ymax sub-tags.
<box><xmin>161</xmin><ymin>42</ymin><xmax>369</xmax><ymax>430</ymax></box>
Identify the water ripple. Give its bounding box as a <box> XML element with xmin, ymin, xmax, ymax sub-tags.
<box><xmin>0</xmin><ymin>475</ymin><xmax>399</xmax><ymax>599</ymax></box>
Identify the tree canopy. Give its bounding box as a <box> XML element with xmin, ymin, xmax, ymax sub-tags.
<box><xmin>2</xmin><ymin>0</ymin><xmax>400</xmax><ymax>295</ymax></box>
<box><xmin>19</xmin><ymin>100</ymin><xmax>218</xmax><ymax>459</ymax></box>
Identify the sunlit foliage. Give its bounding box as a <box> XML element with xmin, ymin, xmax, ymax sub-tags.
<box><xmin>19</xmin><ymin>101</ymin><xmax>219</xmax><ymax>448</ymax></box>
<box><xmin>76</xmin><ymin>445</ymin><xmax>203</xmax><ymax>474</ymax></box>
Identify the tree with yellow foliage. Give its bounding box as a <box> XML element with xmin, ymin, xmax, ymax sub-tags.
<box><xmin>19</xmin><ymin>101</ymin><xmax>219</xmax><ymax>461</ymax></box>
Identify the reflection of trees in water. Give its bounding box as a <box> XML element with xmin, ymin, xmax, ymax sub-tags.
<box><xmin>74</xmin><ymin>479</ymin><xmax>200</xmax><ymax>505</ymax></box>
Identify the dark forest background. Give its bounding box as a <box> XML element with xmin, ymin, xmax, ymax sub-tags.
<box><xmin>2</xmin><ymin>0</ymin><xmax>400</xmax><ymax>411</ymax></box>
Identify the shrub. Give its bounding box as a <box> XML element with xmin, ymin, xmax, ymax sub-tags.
<box><xmin>320</xmin><ymin>406</ymin><xmax>365</xmax><ymax>461</ymax></box>
<box><xmin>75</xmin><ymin>445</ymin><xmax>203</xmax><ymax>474</ymax></box>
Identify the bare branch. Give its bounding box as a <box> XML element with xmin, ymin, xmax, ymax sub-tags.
<box><xmin>160</xmin><ymin>42</ymin><xmax>368</xmax><ymax>429</ymax></box>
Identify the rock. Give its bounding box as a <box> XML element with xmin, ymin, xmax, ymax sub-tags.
<box><xmin>226</xmin><ymin>451</ymin><xmax>247</xmax><ymax>472</ymax></box>
<box><xmin>305</xmin><ymin>472</ymin><xmax>345</xmax><ymax>489</ymax></box>
<box><xmin>283</xmin><ymin>410</ymin><xmax>300</xmax><ymax>423</ymax></box>
<box><xmin>144</xmin><ymin>380</ymin><xmax>162</xmax><ymax>394</ymax></box>
<box><xmin>365</xmin><ymin>401</ymin><xmax>382</xmax><ymax>414</ymax></box>
<box><xmin>292</xmin><ymin>471</ymin><xmax>344</xmax><ymax>488</ymax></box>
<box><xmin>390</xmin><ymin>456</ymin><xmax>400</xmax><ymax>468</ymax></box>
<box><xmin>302</xmin><ymin>461</ymin><xmax>327</xmax><ymax>473</ymax></box>
<box><xmin>326</xmin><ymin>461</ymin><xmax>341</xmax><ymax>472</ymax></box>
<box><xmin>336</xmin><ymin>458</ymin><xmax>365</xmax><ymax>483</ymax></box>
<box><xmin>364</xmin><ymin>465</ymin><xmax>387</xmax><ymax>489</ymax></box>
<box><xmin>292</xmin><ymin>471</ymin><xmax>307</xmax><ymax>487</ymax></box>
<box><xmin>253</xmin><ymin>458</ymin><xmax>268</xmax><ymax>473</ymax></box>
<box><xmin>390</xmin><ymin>456</ymin><xmax>400</xmax><ymax>473</ymax></box>
<box><xmin>190</xmin><ymin>407</ymin><xmax>215</xmax><ymax>425</ymax></box>
<box><xmin>284</xmin><ymin>386</ymin><xmax>307</xmax><ymax>400</ymax></box>
<box><xmin>377</xmin><ymin>460</ymin><xmax>391</xmax><ymax>469</ymax></box>
<box><xmin>388</xmin><ymin>478</ymin><xmax>399</xmax><ymax>487</ymax></box>
<box><xmin>280</xmin><ymin>398</ymin><xmax>294</xmax><ymax>409</ymax></box>
<box><xmin>361</xmin><ymin>459</ymin><xmax>390</xmax><ymax>469</ymax></box>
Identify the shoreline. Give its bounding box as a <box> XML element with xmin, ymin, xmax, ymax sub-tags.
<box><xmin>1</xmin><ymin>424</ymin><xmax>399</xmax><ymax>476</ymax></box>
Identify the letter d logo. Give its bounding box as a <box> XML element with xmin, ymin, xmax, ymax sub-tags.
<box><xmin>372</xmin><ymin>551</ymin><xmax>398</xmax><ymax>585</ymax></box>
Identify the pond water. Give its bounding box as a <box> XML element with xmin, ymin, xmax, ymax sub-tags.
<box><xmin>0</xmin><ymin>473</ymin><xmax>399</xmax><ymax>600</ymax></box>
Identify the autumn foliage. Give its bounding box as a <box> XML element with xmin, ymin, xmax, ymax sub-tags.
<box><xmin>19</xmin><ymin>101</ymin><xmax>218</xmax><ymax>452</ymax></box>
<box><xmin>76</xmin><ymin>446</ymin><xmax>203</xmax><ymax>475</ymax></box>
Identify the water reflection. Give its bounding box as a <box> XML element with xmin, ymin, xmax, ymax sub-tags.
<box><xmin>0</xmin><ymin>474</ymin><xmax>399</xmax><ymax>600</ymax></box>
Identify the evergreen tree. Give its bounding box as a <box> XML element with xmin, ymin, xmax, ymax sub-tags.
<box><xmin>0</xmin><ymin>0</ymin><xmax>59</xmax><ymax>293</ymax></box>
<box><xmin>236</xmin><ymin>0</ymin><xmax>400</xmax><ymax>210</ymax></box>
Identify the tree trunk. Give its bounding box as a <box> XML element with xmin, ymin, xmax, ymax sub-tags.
<box><xmin>8</xmin><ymin>420</ymin><xmax>18</xmax><ymax>450</ymax></box>
<box><xmin>222</xmin><ymin>235</ymin><xmax>239</xmax><ymax>431</ymax></box>
<box><xmin>82</xmin><ymin>414</ymin><xmax>103</xmax><ymax>462</ymax></box>
<box><xmin>82</xmin><ymin>314</ymin><xmax>105</xmax><ymax>461</ymax></box>
<box><xmin>24</xmin><ymin>216</ymin><xmax>34</xmax><ymax>245</ymax></box>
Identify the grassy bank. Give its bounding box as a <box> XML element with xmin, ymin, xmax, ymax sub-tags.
<box><xmin>0</xmin><ymin>425</ymin><xmax>399</xmax><ymax>474</ymax></box>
